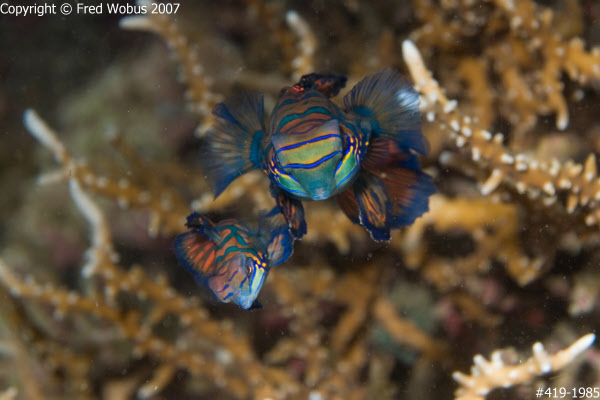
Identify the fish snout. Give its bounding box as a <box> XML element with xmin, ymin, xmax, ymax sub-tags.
<box><xmin>309</xmin><ymin>186</ymin><xmax>332</xmax><ymax>200</ymax></box>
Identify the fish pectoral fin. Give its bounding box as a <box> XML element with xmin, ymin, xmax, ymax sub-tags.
<box><xmin>343</xmin><ymin>68</ymin><xmax>429</xmax><ymax>156</ymax></box>
<box><xmin>203</xmin><ymin>90</ymin><xmax>266</xmax><ymax>197</ymax></box>
<box><xmin>269</xmin><ymin>183</ymin><xmax>307</xmax><ymax>239</ymax></box>
<box><xmin>267</xmin><ymin>224</ymin><xmax>294</xmax><ymax>266</ymax></box>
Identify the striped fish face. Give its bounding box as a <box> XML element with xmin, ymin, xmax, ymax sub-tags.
<box><xmin>207</xmin><ymin>222</ymin><xmax>270</xmax><ymax>309</ymax></box>
<box><xmin>268</xmin><ymin>89</ymin><xmax>356</xmax><ymax>200</ymax></box>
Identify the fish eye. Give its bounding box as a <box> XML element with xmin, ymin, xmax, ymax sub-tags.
<box><xmin>245</xmin><ymin>260</ymin><xmax>254</xmax><ymax>276</ymax></box>
<box><xmin>340</xmin><ymin>132</ymin><xmax>348</xmax><ymax>151</ymax></box>
<box><xmin>272</xmin><ymin>153</ymin><xmax>285</xmax><ymax>171</ymax></box>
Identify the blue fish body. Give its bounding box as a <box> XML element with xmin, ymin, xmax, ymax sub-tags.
<box><xmin>265</xmin><ymin>87</ymin><xmax>366</xmax><ymax>201</ymax></box>
<box><xmin>174</xmin><ymin>212</ymin><xmax>293</xmax><ymax>309</ymax></box>
<box><xmin>204</xmin><ymin>69</ymin><xmax>435</xmax><ymax>241</ymax></box>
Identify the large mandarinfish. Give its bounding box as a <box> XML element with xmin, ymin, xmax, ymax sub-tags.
<box><xmin>203</xmin><ymin>69</ymin><xmax>435</xmax><ymax>241</ymax></box>
<box><xmin>174</xmin><ymin>212</ymin><xmax>293</xmax><ymax>309</ymax></box>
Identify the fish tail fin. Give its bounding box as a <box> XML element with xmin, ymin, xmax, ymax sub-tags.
<box><xmin>174</xmin><ymin>230</ymin><xmax>218</xmax><ymax>284</ymax></box>
<box><xmin>203</xmin><ymin>91</ymin><xmax>266</xmax><ymax>196</ymax></box>
<box><xmin>344</xmin><ymin>68</ymin><xmax>429</xmax><ymax>155</ymax></box>
<box><xmin>338</xmin><ymin>150</ymin><xmax>435</xmax><ymax>241</ymax></box>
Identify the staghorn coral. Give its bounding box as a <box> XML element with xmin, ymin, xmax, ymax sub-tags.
<box><xmin>453</xmin><ymin>333</ymin><xmax>596</xmax><ymax>400</ymax></box>
<box><xmin>1</xmin><ymin>0</ymin><xmax>600</xmax><ymax>399</ymax></box>
<box><xmin>410</xmin><ymin>0</ymin><xmax>600</xmax><ymax>140</ymax></box>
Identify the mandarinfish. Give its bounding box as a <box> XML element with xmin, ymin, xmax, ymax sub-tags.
<box><xmin>202</xmin><ymin>69</ymin><xmax>435</xmax><ymax>242</ymax></box>
<box><xmin>174</xmin><ymin>212</ymin><xmax>293</xmax><ymax>309</ymax></box>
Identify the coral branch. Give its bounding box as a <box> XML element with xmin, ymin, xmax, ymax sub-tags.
<box><xmin>402</xmin><ymin>40</ymin><xmax>600</xmax><ymax>229</ymax></box>
<box><xmin>453</xmin><ymin>334</ymin><xmax>596</xmax><ymax>400</ymax></box>
<box><xmin>0</xmin><ymin>388</ymin><xmax>17</xmax><ymax>400</ymax></box>
<box><xmin>23</xmin><ymin>110</ymin><xmax>188</xmax><ymax>236</ymax></box>
<box><xmin>286</xmin><ymin>10</ymin><xmax>317</xmax><ymax>80</ymax></box>
<box><xmin>373</xmin><ymin>298</ymin><xmax>448</xmax><ymax>362</ymax></box>
<box><xmin>120</xmin><ymin>0</ymin><xmax>222</xmax><ymax>134</ymax></box>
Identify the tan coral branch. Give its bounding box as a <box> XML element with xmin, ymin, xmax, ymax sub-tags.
<box><xmin>23</xmin><ymin>109</ymin><xmax>187</xmax><ymax>236</ymax></box>
<box><xmin>453</xmin><ymin>333</ymin><xmax>596</xmax><ymax>400</ymax></box>
<box><xmin>120</xmin><ymin>0</ymin><xmax>222</xmax><ymax>134</ymax></box>
<box><xmin>373</xmin><ymin>297</ymin><xmax>448</xmax><ymax>362</ymax></box>
<box><xmin>401</xmin><ymin>40</ymin><xmax>600</xmax><ymax>228</ymax></box>
<box><xmin>285</xmin><ymin>10</ymin><xmax>317</xmax><ymax>80</ymax></box>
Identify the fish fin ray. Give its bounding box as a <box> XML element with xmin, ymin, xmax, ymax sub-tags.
<box><xmin>266</xmin><ymin>225</ymin><xmax>294</xmax><ymax>266</ymax></box>
<box><xmin>349</xmin><ymin>158</ymin><xmax>435</xmax><ymax>241</ymax></box>
<box><xmin>296</xmin><ymin>73</ymin><xmax>347</xmax><ymax>97</ymax></box>
<box><xmin>336</xmin><ymin>187</ymin><xmax>360</xmax><ymax>224</ymax></box>
<box><xmin>344</xmin><ymin>68</ymin><xmax>429</xmax><ymax>155</ymax></box>
<box><xmin>362</xmin><ymin>137</ymin><xmax>409</xmax><ymax>171</ymax></box>
<box><xmin>185</xmin><ymin>212</ymin><xmax>220</xmax><ymax>243</ymax></box>
<box><xmin>174</xmin><ymin>231</ymin><xmax>217</xmax><ymax>284</ymax></box>
<box><xmin>353</xmin><ymin>172</ymin><xmax>392</xmax><ymax>241</ymax></box>
<box><xmin>204</xmin><ymin>91</ymin><xmax>266</xmax><ymax>196</ymax></box>
<box><xmin>380</xmin><ymin>156</ymin><xmax>436</xmax><ymax>227</ymax></box>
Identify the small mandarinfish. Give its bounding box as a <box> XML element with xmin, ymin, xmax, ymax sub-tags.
<box><xmin>174</xmin><ymin>212</ymin><xmax>293</xmax><ymax>309</ymax></box>
<box><xmin>203</xmin><ymin>69</ymin><xmax>435</xmax><ymax>241</ymax></box>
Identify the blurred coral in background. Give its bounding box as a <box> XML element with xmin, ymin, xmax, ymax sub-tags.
<box><xmin>0</xmin><ymin>0</ymin><xmax>599</xmax><ymax>399</ymax></box>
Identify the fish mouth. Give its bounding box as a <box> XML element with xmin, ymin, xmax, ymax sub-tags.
<box><xmin>240</xmin><ymin>298</ymin><xmax>255</xmax><ymax>309</ymax></box>
<box><xmin>309</xmin><ymin>187</ymin><xmax>330</xmax><ymax>200</ymax></box>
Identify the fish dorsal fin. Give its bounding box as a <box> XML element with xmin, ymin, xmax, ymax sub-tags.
<box><xmin>185</xmin><ymin>212</ymin><xmax>220</xmax><ymax>243</ymax></box>
<box><xmin>295</xmin><ymin>73</ymin><xmax>347</xmax><ymax>98</ymax></box>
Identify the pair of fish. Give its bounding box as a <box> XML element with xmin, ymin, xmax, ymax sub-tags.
<box><xmin>175</xmin><ymin>68</ymin><xmax>435</xmax><ymax>308</ymax></box>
